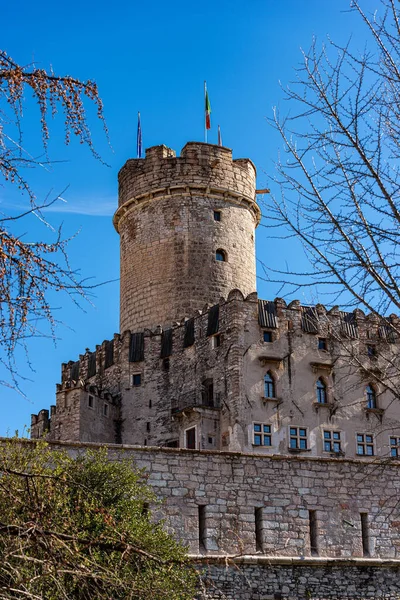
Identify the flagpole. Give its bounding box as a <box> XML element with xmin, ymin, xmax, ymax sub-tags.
<box><xmin>204</xmin><ymin>81</ymin><xmax>207</xmax><ymax>143</ymax></box>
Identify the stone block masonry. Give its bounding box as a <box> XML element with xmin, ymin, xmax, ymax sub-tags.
<box><xmin>116</xmin><ymin>143</ymin><xmax>260</xmax><ymax>333</ymax></box>
<box><xmin>47</xmin><ymin>442</ymin><xmax>400</xmax><ymax>599</ymax></box>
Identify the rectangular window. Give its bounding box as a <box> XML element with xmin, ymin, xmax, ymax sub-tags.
<box><xmin>323</xmin><ymin>430</ymin><xmax>342</xmax><ymax>453</ymax></box>
<box><xmin>361</xmin><ymin>513</ymin><xmax>370</xmax><ymax>556</ymax></box>
<box><xmin>206</xmin><ymin>304</ymin><xmax>219</xmax><ymax>336</ymax></box>
<box><xmin>129</xmin><ymin>332</ymin><xmax>145</xmax><ymax>362</ymax></box>
<box><xmin>263</xmin><ymin>331</ymin><xmax>272</xmax><ymax>343</ymax></box>
<box><xmin>185</xmin><ymin>427</ymin><xmax>196</xmax><ymax>450</ymax></box>
<box><xmin>357</xmin><ymin>433</ymin><xmax>374</xmax><ymax>456</ymax></box>
<box><xmin>103</xmin><ymin>403</ymin><xmax>109</xmax><ymax>417</ymax></box>
<box><xmin>289</xmin><ymin>427</ymin><xmax>308</xmax><ymax>450</ymax></box>
<box><xmin>146</xmin><ymin>422</ymin><xmax>150</xmax><ymax>433</ymax></box>
<box><xmin>160</xmin><ymin>328</ymin><xmax>173</xmax><ymax>358</ymax></box>
<box><xmin>318</xmin><ymin>337</ymin><xmax>327</xmax><ymax>350</ymax></box>
<box><xmin>87</xmin><ymin>352</ymin><xmax>96</xmax><ymax>378</ymax></box>
<box><xmin>104</xmin><ymin>340</ymin><xmax>114</xmax><ymax>369</ymax></box>
<box><xmin>253</xmin><ymin>423</ymin><xmax>272</xmax><ymax>446</ymax></box>
<box><xmin>367</xmin><ymin>345</ymin><xmax>377</xmax><ymax>358</ymax></box>
<box><xmin>213</xmin><ymin>210</ymin><xmax>221</xmax><ymax>222</ymax></box>
<box><xmin>309</xmin><ymin>510</ymin><xmax>318</xmax><ymax>556</ymax></box>
<box><xmin>198</xmin><ymin>505</ymin><xmax>206</xmax><ymax>552</ymax></box>
<box><xmin>132</xmin><ymin>373</ymin><xmax>142</xmax><ymax>386</ymax></box>
<box><xmin>88</xmin><ymin>395</ymin><xmax>94</xmax><ymax>409</ymax></box>
<box><xmin>183</xmin><ymin>318</ymin><xmax>195</xmax><ymax>348</ymax></box>
<box><xmin>255</xmin><ymin>507</ymin><xmax>263</xmax><ymax>552</ymax></box>
<box><xmin>390</xmin><ymin>436</ymin><xmax>400</xmax><ymax>457</ymax></box>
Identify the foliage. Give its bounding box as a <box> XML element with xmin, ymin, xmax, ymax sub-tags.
<box><xmin>0</xmin><ymin>440</ymin><xmax>196</xmax><ymax>599</ymax></box>
<box><xmin>0</xmin><ymin>51</ymin><xmax>108</xmax><ymax>392</ymax></box>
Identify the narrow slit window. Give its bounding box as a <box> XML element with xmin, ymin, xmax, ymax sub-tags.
<box><xmin>213</xmin><ymin>210</ymin><xmax>221</xmax><ymax>222</ymax></box>
<box><xmin>361</xmin><ymin>513</ymin><xmax>370</xmax><ymax>556</ymax></box>
<box><xmin>215</xmin><ymin>249</ymin><xmax>226</xmax><ymax>262</ymax></box>
<box><xmin>255</xmin><ymin>507</ymin><xmax>263</xmax><ymax>553</ymax></box>
<box><xmin>309</xmin><ymin>510</ymin><xmax>318</xmax><ymax>556</ymax></box>
<box><xmin>198</xmin><ymin>505</ymin><xmax>206</xmax><ymax>553</ymax></box>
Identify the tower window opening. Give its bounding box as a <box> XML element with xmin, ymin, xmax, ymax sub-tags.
<box><xmin>215</xmin><ymin>249</ymin><xmax>226</xmax><ymax>262</ymax></box>
<box><xmin>88</xmin><ymin>395</ymin><xmax>94</xmax><ymax>409</ymax></box>
<box><xmin>213</xmin><ymin>210</ymin><xmax>221</xmax><ymax>222</ymax></box>
<box><xmin>103</xmin><ymin>403</ymin><xmax>109</xmax><ymax>417</ymax></box>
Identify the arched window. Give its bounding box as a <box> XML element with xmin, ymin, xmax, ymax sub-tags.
<box><xmin>264</xmin><ymin>372</ymin><xmax>275</xmax><ymax>398</ymax></box>
<box><xmin>366</xmin><ymin>385</ymin><xmax>377</xmax><ymax>409</ymax></box>
<box><xmin>316</xmin><ymin>378</ymin><xmax>327</xmax><ymax>404</ymax></box>
<box><xmin>215</xmin><ymin>249</ymin><xmax>226</xmax><ymax>262</ymax></box>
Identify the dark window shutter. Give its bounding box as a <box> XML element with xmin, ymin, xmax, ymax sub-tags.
<box><xmin>301</xmin><ymin>307</ymin><xmax>319</xmax><ymax>334</ymax></box>
<box><xmin>183</xmin><ymin>318</ymin><xmax>195</xmax><ymax>348</ymax></box>
<box><xmin>70</xmin><ymin>361</ymin><xmax>80</xmax><ymax>382</ymax></box>
<box><xmin>340</xmin><ymin>312</ymin><xmax>359</xmax><ymax>338</ymax></box>
<box><xmin>207</xmin><ymin>305</ymin><xmax>219</xmax><ymax>336</ymax></box>
<box><xmin>258</xmin><ymin>300</ymin><xmax>278</xmax><ymax>329</ymax></box>
<box><xmin>161</xmin><ymin>328</ymin><xmax>173</xmax><ymax>358</ymax></box>
<box><xmin>129</xmin><ymin>332</ymin><xmax>145</xmax><ymax>362</ymax></box>
<box><xmin>104</xmin><ymin>340</ymin><xmax>114</xmax><ymax>369</ymax></box>
<box><xmin>87</xmin><ymin>352</ymin><xmax>96</xmax><ymax>378</ymax></box>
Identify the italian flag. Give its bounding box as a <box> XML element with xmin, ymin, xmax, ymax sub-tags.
<box><xmin>205</xmin><ymin>86</ymin><xmax>211</xmax><ymax>130</ymax></box>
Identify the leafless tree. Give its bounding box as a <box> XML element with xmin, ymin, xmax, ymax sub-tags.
<box><xmin>260</xmin><ymin>0</ymin><xmax>400</xmax><ymax>406</ymax></box>
<box><xmin>0</xmin><ymin>51</ymin><xmax>108</xmax><ymax>392</ymax></box>
<box><xmin>263</xmin><ymin>0</ymin><xmax>400</xmax><ymax>319</ymax></box>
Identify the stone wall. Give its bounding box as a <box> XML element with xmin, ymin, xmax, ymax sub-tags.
<box><xmin>46</xmin><ymin>442</ymin><xmax>400</xmax><ymax>599</ymax></box>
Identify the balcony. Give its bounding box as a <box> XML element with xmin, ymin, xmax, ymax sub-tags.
<box><xmin>171</xmin><ymin>391</ymin><xmax>221</xmax><ymax>416</ymax></box>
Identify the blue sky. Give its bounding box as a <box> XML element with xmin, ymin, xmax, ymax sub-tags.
<box><xmin>1</xmin><ymin>0</ymin><xmax>380</xmax><ymax>434</ymax></box>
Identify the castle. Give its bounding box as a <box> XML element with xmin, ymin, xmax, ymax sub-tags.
<box><xmin>32</xmin><ymin>143</ymin><xmax>400</xmax><ymax>599</ymax></box>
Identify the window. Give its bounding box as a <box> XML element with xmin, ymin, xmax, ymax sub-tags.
<box><xmin>211</xmin><ymin>334</ymin><xmax>221</xmax><ymax>348</ymax></box>
<box><xmin>290</xmin><ymin>427</ymin><xmax>308</xmax><ymax>450</ymax></box>
<box><xmin>146</xmin><ymin>422</ymin><xmax>150</xmax><ymax>432</ymax></box>
<box><xmin>324</xmin><ymin>430</ymin><xmax>342</xmax><ymax>453</ymax></box>
<box><xmin>263</xmin><ymin>331</ymin><xmax>272</xmax><ymax>343</ymax></box>
<box><xmin>264</xmin><ymin>372</ymin><xmax>275</xmax><ymax>398</ymax></box>
<box><xmin>316</xmin><ymin>378</ymin><xmax>327</xmax><ymax>404</ymax></box>
<box><xmin>215</xmin><ymin>249</ymin><xmax>226</xmax><ymax>262</ymax></box>
<box><xmin>103</xmin><ymin>403</ymin><xmax>109</xmax><ymax>417</ymax></box>
<box><xmin>253</xmin><ymin>423</ymin><xmax>272</xmax><ymax>446</ymax></box>
<box><xmin>132</xmin><ymin>374</ymin><xmax>142</xmax><ymax>386</ymax></box>
<box><xmin>185</xmin><ymin>427</ymin><xmax>196</xmax><ymax>450</ymax></box>
<box><xmin>318</xmin><ymin>338</ymin><xmax>327</xmax><ymax>351</ymax></box>
<box><xmin>367</xmin><ymin>345</ymin><xmax>377</xmax><ymax>358</ymax></box>
<box><xmin>88</xmin><ymin>395</ymin><xmax>94</xmax><ymax>409</ymax></box>
<box><xmin>390</xmin><ymin>436</ymin><xmax>400</xmax><ymax>457</ymax></box>
<box><xmin>202</xmin><ymin>379</ymin><xmax>214</xmax><ymax>407</ymax></box>
<box><xmin>213</xmin><ymin>210</ymin><xmax>221</xmax><ymax>222</ymax></box>
<box><xmin>366</xmin><ymin>385</ymin><xmax>377</xmax><ymax>409</ymax></box>
<box><xmin>162</xmin><ymin>358</ymin><xmax>170</xmax><ymax>371</ymax></box>
<box><xmin>357</xmin><ymin>433</ymin><xmax>374</xmax><ymax>456</ymax></box>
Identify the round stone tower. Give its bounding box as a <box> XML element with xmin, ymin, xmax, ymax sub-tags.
<box><xmin>114</xmin><ymin>142</ymin><xmax>260</xmax><ymax>332</ymax></box>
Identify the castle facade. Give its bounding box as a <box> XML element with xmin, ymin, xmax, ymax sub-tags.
<box><xmin>32</xmin><ymin>143</ymin><xmax>400</xmax><ymax>599</ymax></box>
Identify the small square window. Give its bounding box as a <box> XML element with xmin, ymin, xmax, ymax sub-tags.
<box><xmin>323</xmin><ymin>430</ymin><xmax>342</xmax><ymax>453</ymax></box>
<box><xmin>88</xmin><ymin>395</ymin><xmax>94</xmax><ymax>409</ymax></box>
<box><xmin>263</xmin><ymin>331</ymin><xmax>273</xmax><ymax>343</ymax></box>
<box><xmin>103</xmin><ymin>403</ymin><xmax>109</xmax><ymax>417</ymax></box>
<box><xmin>390</xmin><ymin>436</ymin><xmax>400</xmax><ymax>457</ymax></box>
<box><xmin>132</xmin><ymin>374</ymin><xmax>142</xmax><ymax>386</ymax></box>
<box><xmin>253</xmin><ymin>423</ymin><xmax>272</xmax><ymax>446</ymax></box>
<box><xmin>289</xmin><ymin>427</ymin><xmax>308</xmax><ymax>450</ymax></box>
<box><xmin>356</xmin><ymin>433</ymin><xmax>374</xmax><ymax>456</ymax></box>
<box><xmin>213</xmin><ymin>210</ymin><xmax>221</xmax><ymax>222</ymax></box>
<box><xmin>318</xmin><ymin>338</ymin><xmax>327</xmax><ymax>351</ymax></box>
